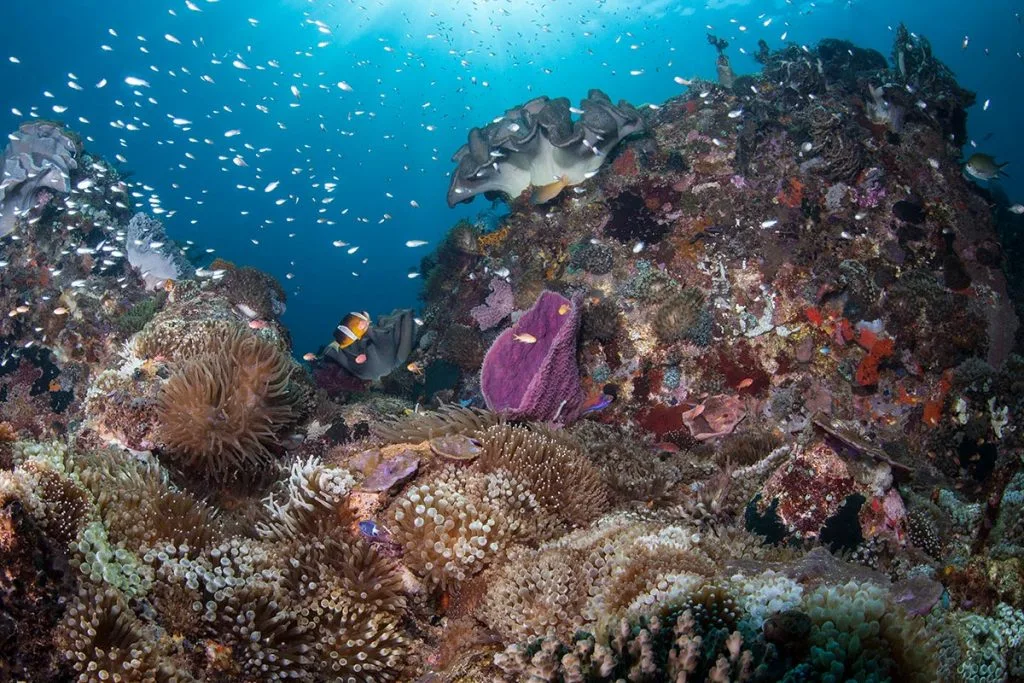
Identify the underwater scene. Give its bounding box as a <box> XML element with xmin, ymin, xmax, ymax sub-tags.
<box><xmin>1</xmin><ymin>0</ymin><xmax>1024</xmax><ymax>681</ymax></box>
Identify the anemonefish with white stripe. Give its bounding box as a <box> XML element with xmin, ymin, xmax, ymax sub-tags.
<box><xmin>332</xmin><ymin>311</ymin><xmax>371</xmax><ymax>350</ymax></box>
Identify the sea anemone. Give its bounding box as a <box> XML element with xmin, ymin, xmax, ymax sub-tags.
<box><xmin>653</xmin><ymin>288</ymin><xmax>708</xmax><ymax>344</ymax></box>
<box><xmin>156</xmin><ymin>328</ymin><xmax>301</xmax><ymax>483</ymax></box>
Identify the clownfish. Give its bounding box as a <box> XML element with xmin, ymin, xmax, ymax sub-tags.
<box><xmin>332</xmin><ymin>311</ymin><xmax>371</xmax><ymax>349</ymax></box>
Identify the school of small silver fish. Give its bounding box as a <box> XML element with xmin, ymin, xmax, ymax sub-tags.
<box><xmin>1</xmin><ymin>0</ymin><xmax>1016</xmax><ymax>342</ymax></box>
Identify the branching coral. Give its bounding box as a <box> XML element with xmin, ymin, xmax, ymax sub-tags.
<box><xmin>156</xmin><ymin>328</ymin><xmax>302</xmax><ymax>483</ymax></box>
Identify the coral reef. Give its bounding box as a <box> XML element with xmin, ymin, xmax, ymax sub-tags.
<box><xmin>3</xmin><ymin>24</ymin><xmax>1024</xmax><ymax>683</ymax></box>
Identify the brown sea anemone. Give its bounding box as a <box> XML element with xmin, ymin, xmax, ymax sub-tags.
<box><xmin>156</xmin><ymin>328</ymin><xmax>301</xmax><ymax>482</ymax></box>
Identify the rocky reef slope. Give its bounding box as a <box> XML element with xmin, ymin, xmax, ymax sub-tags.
<box><xmin>2</xmin><ymin>27</ymin><xmax>1024</xmax><ymax>683</ymax></box>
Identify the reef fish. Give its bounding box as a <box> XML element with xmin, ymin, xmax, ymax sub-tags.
<box><xmin>333</xmin><ymin>311</ymin><xmax>371</xmax><ymax>349</ymax></box>
<box><xmin>964</xmin><ymin>153</ymin><xmax>1009</xmax><ymax>181</ymax></box>
<box><xmin>531</xmin><ymin>175</ymin><xmax>570</xmax><ymax>205</ymax></box>
<box><xmin>580</xmin><ymin>392</ymin><xmax>615</xmax><ymax>415</ymax></box>
<box><xmin>513</xmin><ymin>333</ymin><xmax>537</xmax><ymax>344</ymax></box>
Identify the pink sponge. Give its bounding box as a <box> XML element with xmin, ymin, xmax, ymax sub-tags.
<box><xmin>480</xmin><ymin>290</ymin><xmax>584</xmax><ymax>424</ymax></box>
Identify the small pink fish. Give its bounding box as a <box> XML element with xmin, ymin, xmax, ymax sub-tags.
<box><xmin>355</xmin><ymin>353</ymin><xmax>367</xmax><ymax>364</ymax></box>
<box><xmin>248</xmin><ymin>319</ymin><xmax>269</xmax><ymax>330</ymax></box>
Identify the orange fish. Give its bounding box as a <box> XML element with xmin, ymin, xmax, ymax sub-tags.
<box><xmin>737</xmin><ymin>378</ymin><xmax>754</xmax><ymax>390</ymax></box>
<box><xmin>333</xmin><ymin>311</ymin><xmax>371</xmax><ymax>349</ymax></box>
<box><xmin>513</xmin><ymin>333</ymin><xmax>537</xmax><ymax>344</ymax></box>
<box><xmin>248</xmin><ymin>319</ymin><xmax>269</xmax><ymax>330</ymax></box>
<box><xmin>407</xmin><ymin>361</ymin><xmax>424</xmax><ymax>376</ymax></box>
<box><xmin>354</xmin><ymin>353</ymin><xmax>367</xmax><ymax>364</ymax></box>
<box><xmin>531</xmin><ymin>174</ymin><xmax>570</xmax><ymax>205</ymax></box>
<box><xmin>302</xmin><ymin>352</ymin><xmax>317</xmax><ymax>362</ymax></box>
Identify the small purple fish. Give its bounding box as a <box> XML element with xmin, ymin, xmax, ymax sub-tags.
<box><xmin>580</xmin><ymin>393</ymin><xmax>614</xmax><ymax>415</ymax></box>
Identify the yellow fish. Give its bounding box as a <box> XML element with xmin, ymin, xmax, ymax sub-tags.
<box><xmin>531</xmin><ymin>175</ymin><xmax>570</xmax><ymax>205</ymax></box>
<box><xmin>558</xmin><ymin>303</ymin><xmax>570</xmax><ymax>315</ymax></box>
<box><xmin>333</xmin><ymin>311</ymin><xmax>371</xmax><ymax>349</ymax></box>
<box><xmin>513</xmin><ymin>333</ymin><xmax>538</xmax><ymax>344</ymax></box>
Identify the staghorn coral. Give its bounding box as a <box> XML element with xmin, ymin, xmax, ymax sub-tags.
<box><xmin>156</xmin><ymin>328</ymin><xmax>302</xmax><ymax>483</ymax></box>
<box><xmin>477</xmin><ymin>424</ymin><xmax>609</xmax><ymax>533</ymax></box>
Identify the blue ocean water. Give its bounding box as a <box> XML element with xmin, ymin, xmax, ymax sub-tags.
<box><xmin>1</xmin><ymin>0</ymin><xmax>1017</xmax><ymax>357</ymax></box>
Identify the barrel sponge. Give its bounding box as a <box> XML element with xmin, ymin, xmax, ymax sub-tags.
<box><xmin>447</xmin><ymin>89</ymin><xmax>643</xmax><ymax>207</ymax></box>
<box><xmin>156</xmin><ymin>328</ymin><xmax>301</xmax><ymax>482</ymax></box>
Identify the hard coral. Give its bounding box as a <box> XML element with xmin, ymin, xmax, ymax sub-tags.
<box><xmin>157</xmin><ymin>328</ymin><xmax>301</xmax><ymax>483</ymax></box>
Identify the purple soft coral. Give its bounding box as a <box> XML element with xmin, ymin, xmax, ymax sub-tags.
<box><xmin>480</xmin><ymin>290</ymin><xmax>584</xmax><ymax>424</ymax></box>
<box><xmin>470</xmin><ymin>277</ymin><xmax>514</xmax><ymax>330</ymax></box>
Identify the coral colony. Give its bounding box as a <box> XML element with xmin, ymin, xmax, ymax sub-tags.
<box><xmin>4</xmin><ymin>26</ymin><xmax>1024</xmax><ymax>683</ymax></box>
